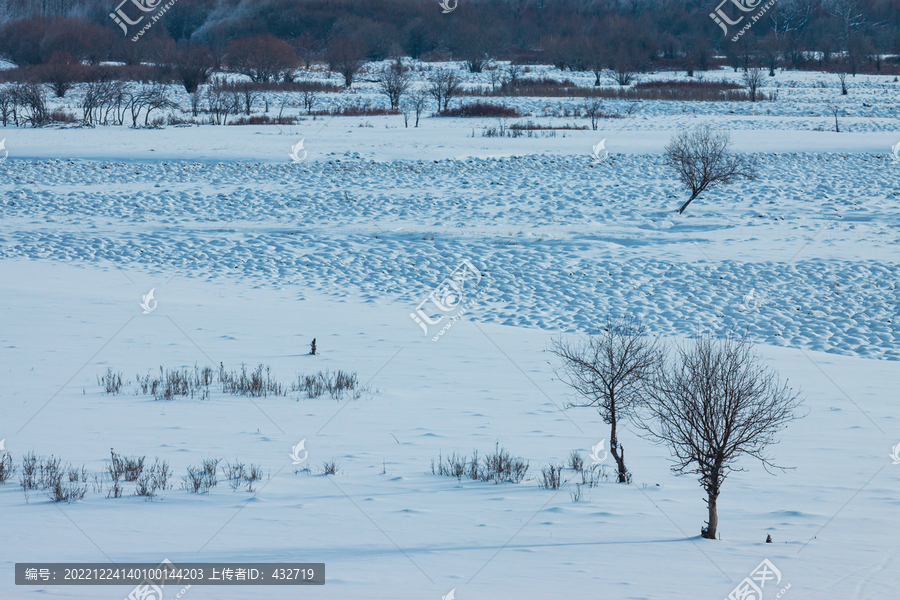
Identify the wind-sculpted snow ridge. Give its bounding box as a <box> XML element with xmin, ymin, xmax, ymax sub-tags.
<box><xmin>2</xmin><ymin>155</ymin><xmax>898</xmax><ymax>361</ymax></box>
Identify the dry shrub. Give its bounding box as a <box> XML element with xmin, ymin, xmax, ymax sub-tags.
<box><xmin>229</xmin><ymin>115</ymin><xmax>299</xmax><ymax>125</ymax></box>
<box><xmin>310</xmin><ymin>101</ymin><xmax>399</xmax><ymax>116</ymax></box>
<box><xmin>432</xmin><ymin>443</ymin><xmax>529</xmax><ymax>484</ymax></box>
<box><xmin>539</xmin><ymin>464</ymin><xmax>564</xmax><ymax>490</ymax></box>
<box><xmin>438</xmin><ymin>102</ymin><xmax>522</xmax><ymax>118</ymax></box>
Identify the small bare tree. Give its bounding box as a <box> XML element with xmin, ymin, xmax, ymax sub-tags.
<box><xmin>639</xmin><ymin>336</ymin><xmax>802</xmax><ymax>539</ymax></box>
<box><xmin>837</xmin><ymin>71</ymin><xmax>848</xmax><ymax>95</ymax></box>
<box><xmin>828</xmin><ymin>103</ymin><xmax>842</xmax><ymax>132</ymax></box>
<box><xmin>505</xmin><ymin>62</ymin><xmax>524</xmax><ymax>85</ymax></box>
<box><xmin>552</xmin><ymin>317</ymin><xmax>662</xmax><ymax>483</ymax></box>
<box><xmin>426</xmin><ymin>69</ymin><xmax>461</xmax><ymax>113</ymax></box>
<box><xmin>0</xmin><ymin>88</ymin><xmax>12</xmax><ymax>126</ymax></box>
<box><xmin>411</xmin><ymin>88</ymin><xmax>428</xmax><ymax>127</ymax></box>
<box><xmin>17</xmin><ymin>83</ymin><xmax>50</xmax><ymax>127</ymax></box>
<box><xmin>582</xmin><ymin>98</ymin><xmax>604</xmax><ymax>131</ymax></box>
<box><xmin>377</xmin><ymin>59</ymin><xmax>411</xmax><ymax>110</ymax></box>
<box><xmin>664</xmin><ymin>124</ymin><xmax>757</xmax><ymax>214</ymax></box>
<box><xmin>204</xmin><ymin>79</ymin><xmax>240</xmax><ymax>125</ymax></box>
<box><xmin>400</xmin><ymin>100</ymin><xmax>411</xmax><ymax>127</ymax></box>
<box><xmin>234</xmin><ymin>82</ymin><xmax>258</xmax><ymax>115</ymax></box>
<box><xmin>300</xmin><ymin>88</ymin><xmax>318</xmax><ymax>115</ymax></box>
<box><xmin>742</xmin><ymin>67</ymin><xmax>765</xmax><ymax>102</ymax></box>
<box><xmin>130</xmin><ymin>84</ymin><xmax>179</xmax><ymax>127</ymax></box>
<box><xmin>487</xmin><ymin>66</ymin><xmax>503</xmax><ymax>93</ymax></box>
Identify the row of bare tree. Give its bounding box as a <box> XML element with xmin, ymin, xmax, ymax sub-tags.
<box><xmin>0</xmin><ymin>78</ymin><xmax>296</xmax><ymax>127</ymax></box>
<box><xmin>553</xmin><ymin>318</ymin><xmax>802</xmax><ymax>540</ymax></box>
<box><xmin>2</xmin><ymin>0</ymin><xmax>896</xmax><ymax>75</ymax></box>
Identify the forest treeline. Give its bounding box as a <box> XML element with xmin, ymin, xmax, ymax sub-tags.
<box><xmin>0</xmin><ymin>0</ymin><xmax>898</xmax><ymax>80</ymax></box>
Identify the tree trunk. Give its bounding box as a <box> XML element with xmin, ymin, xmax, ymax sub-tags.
<box><xmin>679</xmin><ymin>189</ymin><xmax>701</xmax><ymax>214</ymax></box>
<box><xmin>609</xmin><ymin>413</ymin><xmax>628</xmax><ymax>483</ymax></box>
<box><xmin>703</xmin><ymin>492</ymin><xmax>718</xmax><ymax>539</ymax></box>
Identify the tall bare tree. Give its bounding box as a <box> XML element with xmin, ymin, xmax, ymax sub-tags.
<box><xmin>426</xmin><ymin>68</ymin><xmax>461</xmax><ymax>113</ymax></box>
<box><xmin>172</xmin><ymin>42</ymin><xmax>214</xmax><ymax>94</ymax></box>
<box><xmin>553</xmin><ymin>317</ymin><xmax>662</xmax><ymax>483</ymax></box>
<box><xmin>226</xmin><ymin>35</ymin><xmax>298</xmax><ymax>83</ymax></box>
<box><xmin>664</xmin><ymin>124</ymin><xmax>756</xmax><ymax>214</ymax></box>
<box><xmin>639</xmin><ymin>336</ymin><xmax>802</xmax><ymax>539</ymax></box>
<box><xmin>325</xmin><ymin>35</ymin><xmax>367</xmax><ymax>88</ymax></box>
<box><xmin>376</xmin><ymin>59</ymin><xmax>411</xmax><ymax>110</ymax></box>
<box><xmin>411</xmin><ymin>88</ymin><xmax>428</xmax><ymax>127</ymax></box>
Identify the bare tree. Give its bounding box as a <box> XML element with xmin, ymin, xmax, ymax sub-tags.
<box><xmin>504</xmin><ymin>62</ymin><xmax>524</xmax><ymax>85</ymax></box>
<box><xmin>639</xmin><ymin>336</ymin><xmax>802</xmax><ymax>539</ymax></box>
<box><xmin>325</xmin><ymin>35</ymin><xmax>367</xmax><ymax>88</ymax></box>
<box><xmin>376</xmin><ymin>59</ymin><xmax>411</xmax><ymax>110</ymax></box>
<box><xmin>426</xmin><ymin>68</ymin><xmax>461</xmax><ymax>113</ymax></box>
<box><xmin>742</xmin><ymin>67</ymin><xmax>765</xmax><ymax>102</ymax></box>
<box><xmin>664</xmin><ymin>125</ymin><xmax>757</xmax><ymax>214</ymax></box>
<box><xmin>582</xmin><ymin>98</ymin><xmax>605</xmax><ymax>131</ymax></box>
<box><xmin>400</xmin><ymin>100</ymin><xmax>411</xmax><ymax>127</ymax></box>
<box><xmin>827</xmin><ymin>103</ymin><xmax>842</xmax><ymax>132</ymax></box>
<box><xmin>300</xmin><ymin>88</ymin><xmax>318</xmax><ymax>115</ymax></box>
<box><xmin>291</xmin><ymin>33</ymin><xmax>321</xmax><ymax>70</ymax></box>
<box><xmin>226</xmin><ymin>35</ymin><xmax>298</xmax><ymax>83</ymax></box>
<box><xmin>39</xmin><ymin>52</ymin><xmax>78</xmax><ymax>98</ymax></box>
<box><xmin>172</xmin><ymin>43</ymin><xmax>214</xmax><ymax>94</ymax></box>
<box><xmin>836</xmin><ymin>71</ymin><xmax>848</xmax><ymax>95</ymax></box>
<box><xmin>411</xmin><ymin>88</ymin><xmax>428</xmax><ymax>127</ymax></box>
<box><xmin>0</xmin><ymin>88</ymin><xmax>12</xmax><ymax>126</ymax></box>
<box><xmin>826</xmin><ymin>0</ymin><xmax>867</xmax><ymax>48</ymax></box>
<box><xmin>234</xmin><ymin>83</ymin><xmax>258</xmax><ymax>115</ymax></box>
<box><xmin>129</xmin><ymin>84</ymin><xmax>179</xmax><ymax>127</ymax></box>
<box><xmin>552</xmin><ymin>317</ymin><xmax>661</xmax><ymax>483</ymax></box>
<box><xmin>487</xmin><ymin>65</ymin><xmax>503</xmax><ymax>93</ymax></box>
<box><xmin>605</xmin><ymin>46</ymin><xmax>641</xmax><ymax>86</ymax></box>
<box><xmin>17</xmin><ymin>83</ymin><xmax>50</xmax><ymax>127</ymax></box>
<box><xmin>204</xmin><ymin>79</ymin><xmax>240</xmax><ymax>125</ymax></box>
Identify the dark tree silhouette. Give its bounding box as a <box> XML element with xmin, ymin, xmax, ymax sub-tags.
<box><xmin>553</xmin><ymin>317</ymin><xmax>662</xmax><ymax>483</ymax></box>
<box><xmin>664</xmin><ymin>125</ymin><xmax>757</xmax><ymax>214</ymax></box>
<box><xmin>325</xmin><ymin>35</ymin><xmax>367</xmax><ymax>88</ymax></box>
<box><xmin>639</xmin><ymin>336</ymin><xmax>802</xmax><ymax>539</ymax></box>
<box><xmin>226</xmin><ymin>35</ymin><xmax>298</xmax><ymax>83</ymax></box>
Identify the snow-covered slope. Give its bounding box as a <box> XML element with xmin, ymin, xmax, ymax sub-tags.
<box><xmin>1</xmin><ymin>66</ymin><xmax>899</xmax><ymax>600</ymax></box>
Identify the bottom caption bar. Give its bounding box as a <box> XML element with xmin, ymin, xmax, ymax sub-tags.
<box><xmin>16</xmin><ymin>562</ymin><xmax>324</xmax><ymax>585</ymax></box>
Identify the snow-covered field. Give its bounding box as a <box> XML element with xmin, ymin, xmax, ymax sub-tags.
<box><xmin>1</xmin><ymin>66</ymin><xmax>899</xmax><ymax>600</ymax></box>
